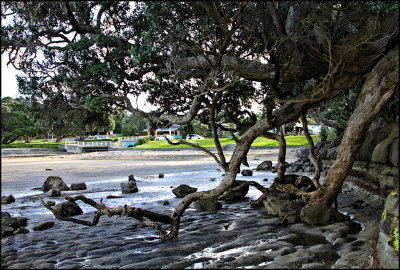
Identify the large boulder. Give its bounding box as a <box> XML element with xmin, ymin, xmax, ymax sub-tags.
<box><xmin>193</xmin><ymin>200</ymin><xmax>222</xmax><ymax>211</ymax></box>
<box><xmin>262</xmin><ymin>189</ymin><xmax>305</xmax><ymax>223</ymax></box>
<box><xmin>371</xmin><ymin>134</ymin><xmax>399</xmax><ymax>167</ymax></box>
<box><xmin>172</xmin><ymin>184</ymin><xmax>197</xmax><ymax>198</ymax></box>
<box><xmin>42</xmin><ymin>176</ymin><xmax>69</xmax><ymax>192</ymax></box>
<box><xmin>53</xmin><ymin>201</ymin><xmax>83</xmax><ymax>217</ymax></box>
<box><xmin>356</xmin><ymin>123</ymin><xmax>395</xmax><ymax>161</ymax></box>
<box><xmin>218</xmin><ymin>180</ymin><xmax>249</xmax><ymax>201</ymax></box>
<box><xmin>256</xmin><ymin>161</ymin><xmax>273</xmax><ymax>171</ymax></box>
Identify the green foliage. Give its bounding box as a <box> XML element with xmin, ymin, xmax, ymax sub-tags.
<box><xmin>320</xmin><ymin>127</ymin><xmax>328</xmax><ymax>141</ymax></box>
<box><xmin>392</xmin><ymin>225</ymin><xmax>399</xmax><ymax>254</ymax></box>
<box><xmin>135</xmin><ymin>136</ymin><xmax>150</xmax><ymax>146</ymax></box>
<box><xmin>1</xmin><ymin>97</ymin><xmax>37</xmax><ymax>144</ymax></box>
<box><xmin>122</xmin><ymin>123</ymin><xmax>139</xmax><ymax>136</ymax></box>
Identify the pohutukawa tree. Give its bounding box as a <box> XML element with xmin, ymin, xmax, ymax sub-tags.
<box><xmin>2</xmin><ymin>1</ymin><xmax>398</xmax><ymax>239</ymax></box>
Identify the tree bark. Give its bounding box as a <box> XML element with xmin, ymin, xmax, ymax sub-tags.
<box><xmin>300</xmin><ymin>112</ymin><xmax>321</xmax><ymax>188</ymax></box>
<box><xmin>263</xmin><ymin>128</ymin><xmax>286</xmax><ymax>182</ymax></box>
<box><xmin>310</xmin><ymin>44</ymin><xmax>399</xmax><ymax>204</ymax></box>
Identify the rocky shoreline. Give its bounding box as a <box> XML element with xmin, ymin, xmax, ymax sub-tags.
<box><xmin>1</xmin><ymin>178</ymin><xmax>384</xmax><ymax>269</ymax></box>
<box><xmin>0</xmin><ymin>147</ymin><xmax>388</xmax><ymax>268</ymax></box>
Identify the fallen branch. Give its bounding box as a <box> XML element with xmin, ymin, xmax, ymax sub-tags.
<box><xmin>39</xmin><ymin>195</ymin><xmax>171</xmax><ymax>239</ymax></box>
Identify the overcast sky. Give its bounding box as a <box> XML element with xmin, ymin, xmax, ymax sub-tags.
<box><xmin>1</xmin><ymin>55</ymin><xmax>21</xmax><ymax>99</ymax></box>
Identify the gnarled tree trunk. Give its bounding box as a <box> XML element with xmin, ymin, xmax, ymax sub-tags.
<box><xmin>310</xmin><ymin>44</ymin><xmax>399</xmax><ymax>204</ymax></box>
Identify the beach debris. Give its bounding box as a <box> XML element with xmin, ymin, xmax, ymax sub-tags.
<box><xmin>106</xmin><ymin>195</ymin><xmax>124</xmax><ymax>199</ymax></box>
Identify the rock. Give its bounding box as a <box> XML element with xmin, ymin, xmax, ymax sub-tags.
<box><xmin>271</xmin><ymin>168</ymin><xmax>278</xmax><ymax>173</ymax></box>
<box><xmin>1</xmin><ymin>212</ymin><xmax>25</xmax><ymax>229</ymax></box>
<box><xmin>120</xmin><ymin>181</ymin><xmax>138</xmax><ymax>193</ymax></box>
<box><xmin>210</xmin><ymin>177</ymin><xmax>216</xmax><ymax>181</ymax></box>
<box><xmin>70</xmin><ymin>183</ymin><xmax>87</xmax><ymax>190</ymax></box>
<box><xmin>241</xmin><ymin>169</ymin><xmax>253</xmax><ymax>176</ymax></box>
<box><xmin>299</xmin><ymin>202</ymin><xmax>331</xmax><ymax>226</ymax></box>
<box><xmin>159</xmin><ymin>173</ymin><xmax>164</xmax><ymax>178</ymax></box>
<box><xmin>193</xmin><ymin>200</ymin><xmax>222</xmax><ymax>211</ymax></box>
<box><xmin>53</xmin><ymin>201</ymin><xmax>83</xmax><ymax>217</ymax></box>
<box><xmin>1</xmin><ymin>195</ymin><xmax>15</xmax><ymax>204</ymax></box>
<box><xmin>33</xmin><ymin>221</ymin><xmax>55</xmax><ymax>231</ymax></box>
<box><xmin>276</xmin><ymin>174</ymin><xmax>299</xmax><ymax>185</ymax></box>
<box><xmin>256</xmin><ymin>160</ymin><xmax>273</xmax><ymax>171</ymax></box>
<box><xmin>262</xmin><ymin>189</ymin><xmax>305</xmax><ymax>220</ymax></box>
<box><xmin>47</xmin><ymin>189</ymin><xmax>61</xmax><ymax>197</ymax></box>
<box><xmin>295</xmin><ymin>175</ymin><xmax>315</xmax><ymax>190</ymax></box>
<box><xmin>218</xmin><ymin>180</ymin><xmax>249</xmax><ymax>201</ymax></box>
<box><xmin>128</xmin><ymin>175</ymin><xmax>136</xmax><ymax>182</ymax></box>
<box><xmin>371</xmin><ymin>134</ymin><xmax>399</xmax><ymax>167</ymax></box>
<box><xmin>1</xmin><ymin>225</ymin><xmax>14</xmax><ymax>237</ymax></box>
<box><xmin>163</xmin><ymin>200</ymin><xmax>169</xmax><ymax>205</ymax></box>
<box><xmin>42</xmin><ymin>176</ymin><xmax>69</xmax><ymax>192</ymax></box>
<box><xmin>12</xmin><ymin>227</ymin><xmax>30</xmax><ymax>235</ymax></box>
<box><xmin>172</xmin><ymin>184</ymin><xmax>197</xmax><ymax>198</ymax></box>
<box><xmin>356</xmin><ymin>123</ymin><xmax>395</xmax><ymax>161</ymax></box>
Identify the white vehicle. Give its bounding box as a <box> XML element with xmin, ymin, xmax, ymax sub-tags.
<box><xmin>186</xmin><ymin>134</ymin><xmax>205</xmax><ymax>140</ymax></box>
<box><xmin>155</xmin><ymin>135</ymin><xmax>173</xmax><ymax>141</ymax></box>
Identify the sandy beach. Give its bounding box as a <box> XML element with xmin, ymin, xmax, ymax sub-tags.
<box><xmin>1</xmin><ymin>147</ymin><xmax>299</xmax><ymax>195</ymax></box>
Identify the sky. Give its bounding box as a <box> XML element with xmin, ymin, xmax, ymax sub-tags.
<box><xmin>1</xmin><ymin>55</ymin><xmax>22</xmax><ymax>99</ymax></box>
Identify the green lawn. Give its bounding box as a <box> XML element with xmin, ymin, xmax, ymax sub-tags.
<box><xmin>1</xmin><ymin>135</ymin><xmax>321</xmax><ymax>150</ymax></box>
<box><xmin>135</xmin><ymin>138</ymin><xmax>236</xmax><ymax>149</ymax></box>
<box><xmin>136</xmin><ymin>135</ymin><xmax>320</xmax><ymax>149</ymax></box>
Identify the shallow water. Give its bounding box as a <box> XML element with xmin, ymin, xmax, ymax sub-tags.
<box><xmin>1</xmin><ymin>161</ymin><xmax>276</xmax><ymax>218</ymax></box>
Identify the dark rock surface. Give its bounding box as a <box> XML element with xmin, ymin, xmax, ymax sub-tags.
<box><xmin>42</xmin><ymin>176</ymin><xmax>69</xmax><ymax>192</ymax></box>
<box><xmin>172</xmin><ymin>184</ymin><xmax>197</xmax><ymax>198</ymax></box>
<box><xmin>1</xmin><ymin>195</ymin><xmax>15</xmax><ymax>204</ymax></box>
<box><xmin>70</xmin><ymin>183</ymin><xmax>87</xmax><ymax>190</ymax></box>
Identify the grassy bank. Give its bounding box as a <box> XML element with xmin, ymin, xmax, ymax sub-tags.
<box><xmin>1</xmin><ymin>140</ymin><xmax>64</xmax><ymax>150</ymax></box>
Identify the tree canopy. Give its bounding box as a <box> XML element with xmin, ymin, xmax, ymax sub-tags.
<box><xmin>2</xmin><ymin>1</ymin><xmax>398</xmax><ymax>240</ymax></box>
<box><xmin>1</xmin><ymin>97</ymin><xmax>37</xmax><ymax>144</ymax></box>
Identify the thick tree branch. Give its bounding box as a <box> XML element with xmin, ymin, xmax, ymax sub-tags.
<box><xmin>300</xmin><ymin>112</ymin><xmax>321</xmax><ymax>188</ymax></box>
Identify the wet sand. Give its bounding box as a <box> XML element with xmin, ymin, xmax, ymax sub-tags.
<box><xmin>1</xmin><ymin>148</ymin><xmax>298</xmax><ymax>195</ymax></box>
